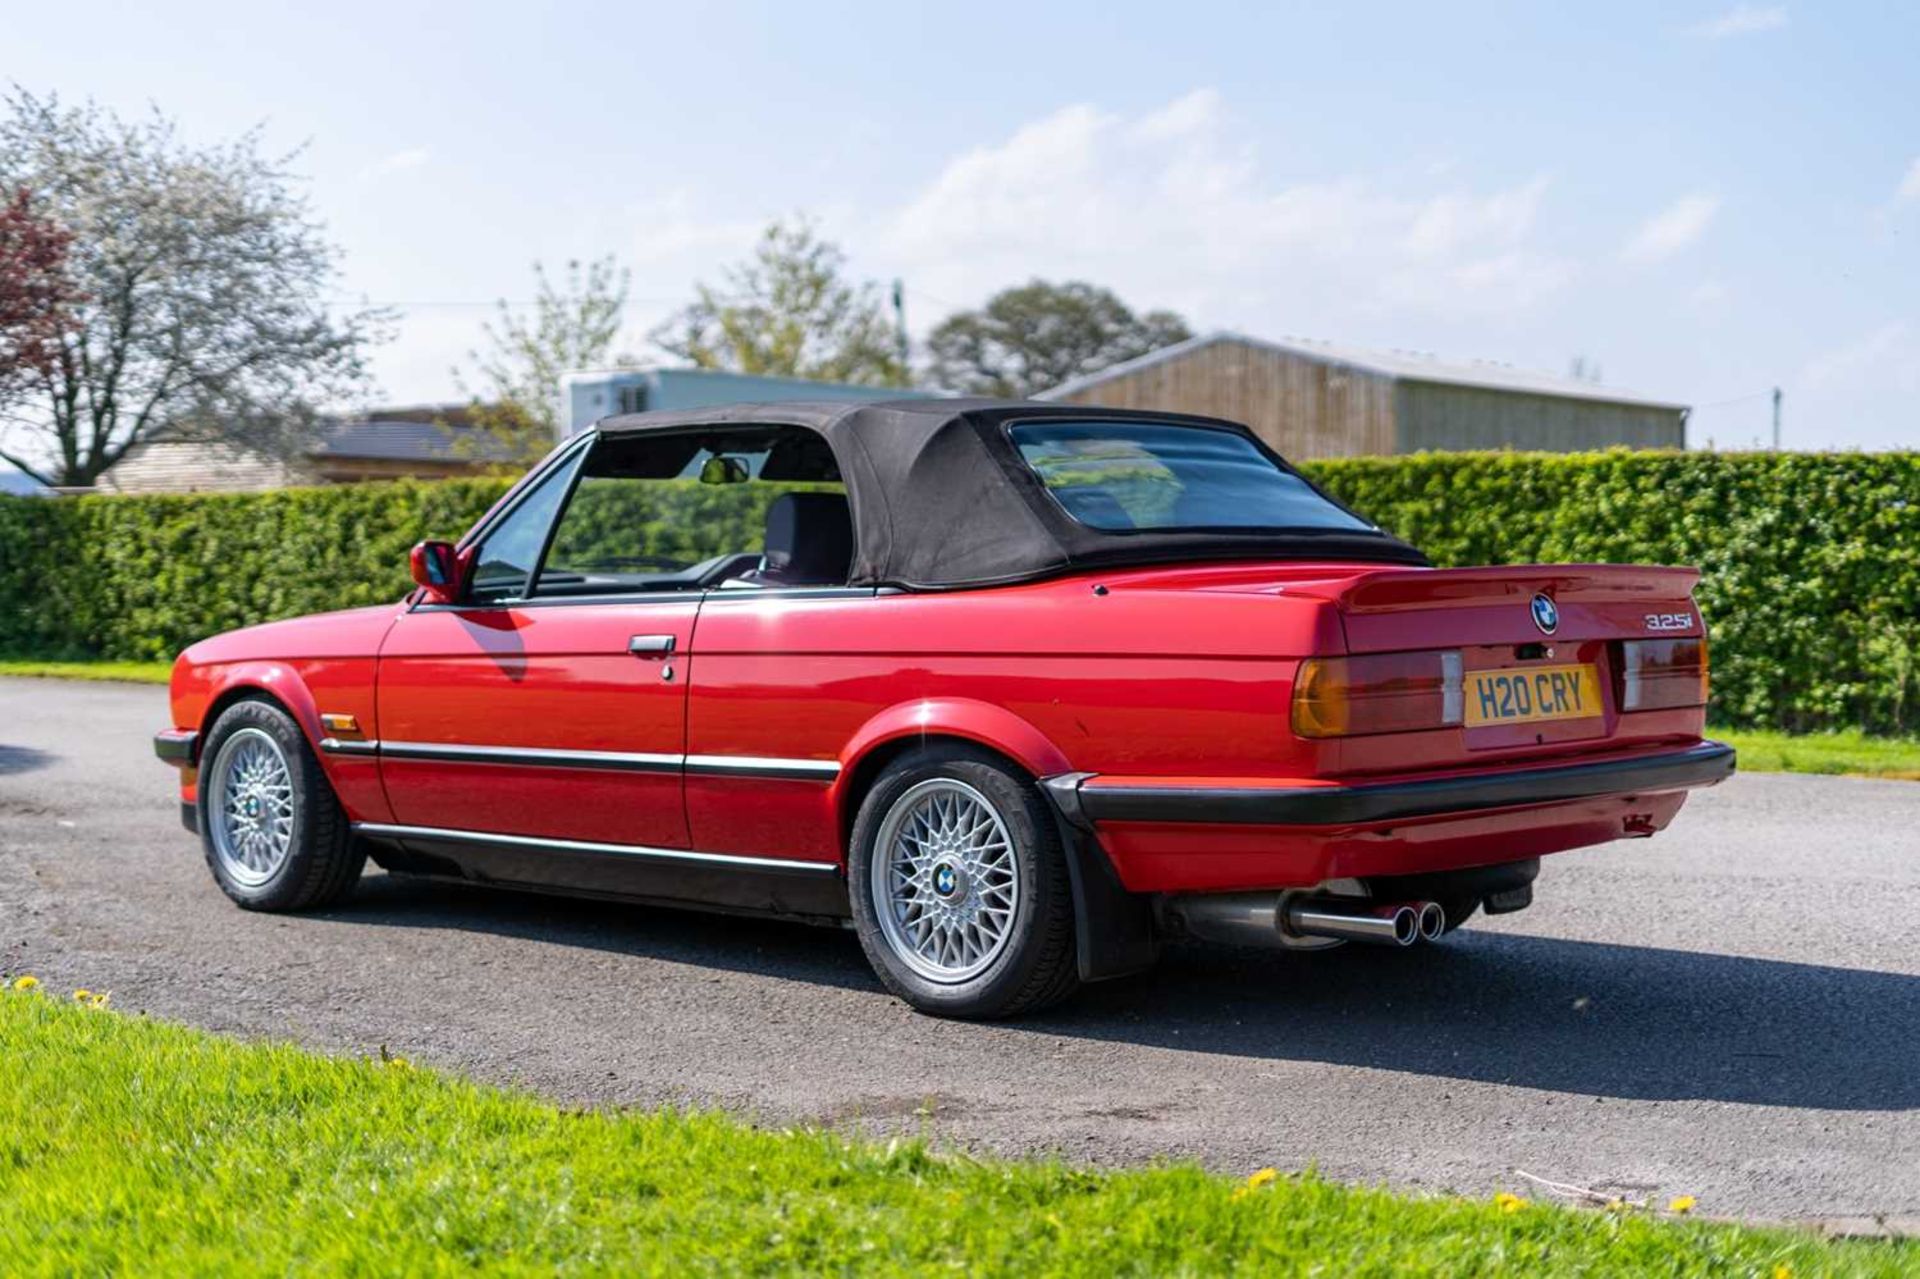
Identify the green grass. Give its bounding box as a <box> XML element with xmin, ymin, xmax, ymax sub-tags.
<box><xmin>0</xmin><ymin>987</ymin><xmax>1907</xmax><ymax>1276</ymax></box>
<box><xmin>1716</xmin><ymin>728</ymin><xmax>1920</xmax><ymax>781</ymax></box>
<box><xmin>0</xmin><ymin>657</ymin><xmax>172</xmax><ymax>684</ymax></box>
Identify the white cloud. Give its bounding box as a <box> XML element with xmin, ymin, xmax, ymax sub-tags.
<box><xmin>354</xmin><ymin>147</ymin><xmax>430</xmax><ymax>182</ymax></box>
<box><xmin>1620</xmin><ymin>194</ymin><xmax>1720</xmax><ymax>264</ymax></box>
<box><xmin>1896</xmin><ymin>158</ymin><xmax>1920</xmax><ymax>205</ymax></box>
<box><xmin>1800</xmin><ymin>322</ymin><xmax>1920</xmax><ymax>393</ymax></box>
<box><xmin>877</xmin><ymin>93</ymin><xmax>1575</xmax><ymax>327</ymax></box>
<box><xmin>1688</xmin><ymin>5</ymin><xmax>1788</xmax><ymax>38</ymax></box>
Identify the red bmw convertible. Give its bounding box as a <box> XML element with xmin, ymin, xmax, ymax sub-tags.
<box><xmin>155</xmin><ymin>400</ymin><xmax>1733</xmax><ymax>1017</ymax></box>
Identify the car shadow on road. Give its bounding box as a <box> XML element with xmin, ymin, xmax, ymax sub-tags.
<box><xmin>325</xmin><ymin>872</ymin><xmax>1918</xmax><ymax>1112</ymax></box>
<box><xmin>322</xmin><ymin>871</ymin><xmax>881</xmax><ymax>994</ymax></box>
<box><xmin>0</xmin><ymin>744</ymin><xmax>56</xmax><ymax>776</ymax></box>
<box><xmin>1045</xmin><ymin>932</ymin><xmax>1920</xmax><ymax>1112</ymax></box>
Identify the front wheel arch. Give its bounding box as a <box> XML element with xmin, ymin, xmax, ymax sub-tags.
<box><xmin>194</xmin><ymin>663</ymin><xmax>327</xmax><ymax>761</ymax></box>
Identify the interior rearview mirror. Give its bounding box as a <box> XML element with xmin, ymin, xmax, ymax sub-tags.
<box><xmin>699</xmin><ymin>455</ymin><xmax>750</xmax><ymax>485</ymax></box>
<box><xmin>409</xmin><ymin>540</ymin><xmax>460</xmax><ymax>604</ymax></box>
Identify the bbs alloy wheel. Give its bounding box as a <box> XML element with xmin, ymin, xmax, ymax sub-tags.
<box><xmin>870</xmin><ymin>777</ymin><xmax>1022</xmax><ymax>983</ymax></box>
<box><xmin>197</xmin><ymin>698</ymin><xmax>365</xmax><ymax>911</ymax></box>
<box><xmin>849</xmin><ymin>746</ymin><xmax>1078</xmax><ymax>1018</ymax></box>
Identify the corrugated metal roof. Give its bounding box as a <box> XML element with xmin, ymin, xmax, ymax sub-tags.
<box><xmin>311</xmin><ymin>419</ymin><xmax>521</xmax><ymax>463</ymax></box>
<box><xmin>1039</xmin><ymin>331</ymin><xmax>1689</xmax><ymax>411</ymax></box>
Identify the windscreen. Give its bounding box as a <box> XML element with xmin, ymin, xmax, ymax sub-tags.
<box><xmin>1010</xmin><ymin>421</ymin><xmax>1375</xmax><ymax>533</ymax></box>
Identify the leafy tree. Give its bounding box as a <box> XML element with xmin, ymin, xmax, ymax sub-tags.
<box><xmin>0</xmin><ymin>187</ymin><xmax>78</xmax><ymax>416</ymax></box>
<box><xmin>651</xmin><ymin>220</ymin><xmax>906</xmax><ymax>387</ymax></box>
<box><xmin>924</xmin><ymin>280</ymin><xmax>1191</xmax><ymax>398</ymax></box>
<box><xmin>455</xmin><ymin>256</ymin><xmax>633</xmax><ymax>465</ymax></box>
<box><xmin>0</xmin><ymin>90</ymin><xmax>384</xmax><ymax>488</ymax></box>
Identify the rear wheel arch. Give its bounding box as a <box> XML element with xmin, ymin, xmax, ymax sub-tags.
<box><xmin>833</xmin><ymin>702</ymin><xmax>1075</xmax><ymax>848</ymax></box>
<box><xmin>838</xmin><ymin>733</ymin><xmax>1038</xmax><ymax>850</ymax></box>
<box><xmin>833</xmin><ymin>708</ymin><xmax>1159</xmax><ymax>990</ymax></box>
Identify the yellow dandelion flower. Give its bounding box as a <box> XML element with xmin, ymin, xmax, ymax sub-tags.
<box><xmin>85</xmin><ymin>992</ymin><xmax>110</xmax><ymax>1010</ymax></box>
<box><xmin>1667</xmin><ymin>1195</ymin><xmax>1697</xmax><ymax>1214</ymax></box>
<box><xmin>73</xmin><ymin>989</ymin><xmax>92</xmax><ymax>1001</ymax></box>
<box><xmin>1246</xmin><ymin>1168</ymin><xmax>1279</xmax><ymax>1190</ymax></box>
<box><xmin>1772</xmin><ymin>1265</ymin><xmax>1792</xmax><ymax>1279</ymax></box>
<box><xmin>1494</xmin><ymin>1192</ymin><xmax>1526</xmax><ymax>1214</ymax></box>
<box><xmin>10</xmin><ymin>975</ymin><xmax>38</xmax><ymax>992</ymax></box>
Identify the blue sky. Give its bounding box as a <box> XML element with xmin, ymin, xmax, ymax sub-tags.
<box><xmin>7</xmin><ymin>0</ymin><xmax>1916</xmax><ymax>449</ymax></box>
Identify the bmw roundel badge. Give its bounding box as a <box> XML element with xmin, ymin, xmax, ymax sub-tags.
<box><xmin>1530</xmin><ymin>592</ymin><xmax>1560</xmax><ymax>635</ymax></box>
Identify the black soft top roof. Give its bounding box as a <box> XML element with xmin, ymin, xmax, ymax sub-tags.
<box><xmin>596</xmin><ymin>398</ymin><xmax>1427</xmax><ymax>590</ymax></box>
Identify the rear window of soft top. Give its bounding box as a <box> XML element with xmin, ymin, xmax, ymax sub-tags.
<box><xmin>1009</xmin><ymin>421</ymin><xmax>1374</xmax><ymax>533</ymax></box>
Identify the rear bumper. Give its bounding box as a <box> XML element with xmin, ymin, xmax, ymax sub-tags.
<box><xmin>1045</xmin><ymin>742</ymin><xmax>1735</xmax><ymax>895</ymax></box>
<box><xmin>1059</xmin><ymin>742</ymin><xmax>1735</xmax><ymax>827</ymax></box>
<box><xmin>153</xmin><ymin>728</ymin><xmax>199</xmax><ymax>766</ymax></box>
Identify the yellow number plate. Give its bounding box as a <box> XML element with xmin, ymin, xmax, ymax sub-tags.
<box><xmin>1463</xmin><ymin>664</ymin><xmax>1602</xmax><ymax>728</ymax></box>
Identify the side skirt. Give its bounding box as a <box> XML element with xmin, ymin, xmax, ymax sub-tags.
<box><xmin>354</xmin><ymin>823</ymin><xmax>851</xmax><ymax>922</ymax></box>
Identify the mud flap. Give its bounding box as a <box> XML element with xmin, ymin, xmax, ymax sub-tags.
<box><xmin>1039</xmin><ymin>773</ymin><xmax>1160</xmax><ymax>982</ymax></box>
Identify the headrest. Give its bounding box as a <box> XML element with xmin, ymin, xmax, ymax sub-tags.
<box><xmin>760</xmin><ymin>492</ymin><xmax>853</xmax><ymax>586</ymax></box>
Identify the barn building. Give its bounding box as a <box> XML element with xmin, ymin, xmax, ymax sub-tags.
<box><xmin>1040</xmin><ymin>332</ymin><xmax>1687</xmax><ymax>458</ymax></box>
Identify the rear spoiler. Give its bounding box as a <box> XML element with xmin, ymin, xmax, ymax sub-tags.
<box><xmin>1327</xmin><ymin>564</ymin><xmax>1701</xmax><ymax>615</ymax></box>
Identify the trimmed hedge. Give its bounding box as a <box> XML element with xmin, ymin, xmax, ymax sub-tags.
<box><xmin>1307</xmin><ymin>451</ymin><xmax>1919</xmax><ymax>736</ymax></box>
<box><xmin>1</xmin><ymin>451</ymin><xmax>1913</xmax><ymax>733</ymax></box>
<box><xmin>0</xmin><ymin>479</ymin><xmax>511</xmax><ymax>665</ymax></box>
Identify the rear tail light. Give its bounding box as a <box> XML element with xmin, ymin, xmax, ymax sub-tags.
<box><xmin>1292</xmin><ymin>651</ymin><xmax>1464</xmax><ymax>739</ymax></box>
<box><xmin>1621</xmin><ymin>638</ymin><xmax>1709</xmax><ymax>711</ymax></box>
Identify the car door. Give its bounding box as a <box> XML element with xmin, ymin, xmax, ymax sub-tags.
<box><xmin>375</xmin><ymin>438</ymin><xmax>698</xmax><ymax>850</ymax></box>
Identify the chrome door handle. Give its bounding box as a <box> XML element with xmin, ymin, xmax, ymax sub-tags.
<box><xmin>628</xmin><ymin>634</ymin><xmax>676</xmax><ymax>656</ymax></box>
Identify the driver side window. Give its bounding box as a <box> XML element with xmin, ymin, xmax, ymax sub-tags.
<box><xmin>527</xmin><ymin>428</ymin><xmax>850</xmax><ymax>599</ymax></box>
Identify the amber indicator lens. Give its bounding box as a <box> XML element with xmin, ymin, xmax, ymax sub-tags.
<box><xmin>1621</xmin><ymin>638</ymin><xmax>1709</xmax><ymax>711</ymax></box>
<box><xmin>1292</xmin><ymin>651</ymin><xmax>1464</xmax><ymax>739</ymax></box>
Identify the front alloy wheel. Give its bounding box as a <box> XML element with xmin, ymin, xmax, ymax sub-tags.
<box><xmin>197</xmin><ymin>697</ymin><xmax>365</xmax><ymax>911</ymax></box>
<box><xmin>208</xmin><ymin>727</ymin><xmax>297</xmax><ymax>887</ymax></box>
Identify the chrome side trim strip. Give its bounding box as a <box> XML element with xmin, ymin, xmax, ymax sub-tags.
<box><xmin>320</xmin><ymin>737</ymin><xmax>839</xmax><ymax>780</ymax></box>
<box><xmin>351</xmin><ymin>822</ymin><xmax>837</xmax><ymax>874</ymax></box>
<box><xmin>376</xmin><ymin>740</ymin><xmax>683</xmax><ymax>773</ymax></box>
<box><xmin>683</xmin><ymin>754</ymin><xmax>841</xmax><ymax>781</ymax></box>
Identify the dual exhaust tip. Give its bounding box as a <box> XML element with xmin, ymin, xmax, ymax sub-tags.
<box><xmin>1166</xmin><ymin>892</ymin><xmax>1446</xmax><ymax>950</ymax></box>
<box><xmin>1283</xmin><ymin>898</ymin><xmax>1445</xmax><ymax>947</ymax></box>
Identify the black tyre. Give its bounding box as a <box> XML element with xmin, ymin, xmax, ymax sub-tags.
<box><xmin>197</xmin><ymin>698</ymin><xmax>365</xmax><ymax>911</ymax></box>
<box><xmin>848</xmin><ymin>746</ymin><xmax>1079</xmax><ymax>1018</ymax></box>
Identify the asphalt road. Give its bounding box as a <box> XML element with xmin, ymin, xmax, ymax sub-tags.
<box><xmin>3</xmin><ymin>677</ymin><xmax>1917</xmax><ymax>1223</ymax></box>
